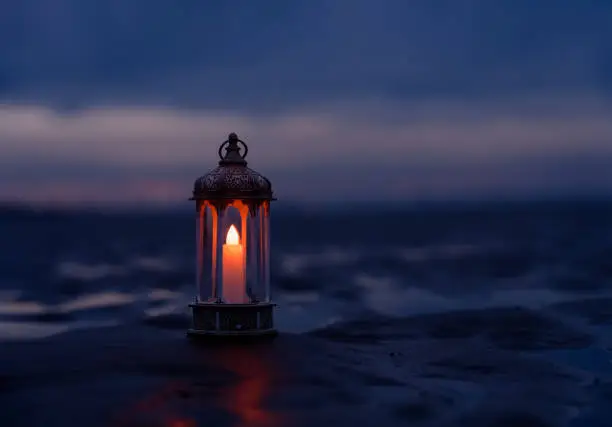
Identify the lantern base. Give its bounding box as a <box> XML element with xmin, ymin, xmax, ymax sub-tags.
<box><xmin>187</xmin><ymin>302</ymin><xmax>277</xmax><ymax>339</ymax></box>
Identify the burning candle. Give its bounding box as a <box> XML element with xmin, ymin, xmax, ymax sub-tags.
<box><xmin>222</xmin><ymin>225</ymin><xmax>246</xmax><ymax>303</ymax></box>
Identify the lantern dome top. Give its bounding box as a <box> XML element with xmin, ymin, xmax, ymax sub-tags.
<box><xmin>192</xmin><ymin>133</ymin><xmax>274</xmax><ymax>201</ymax></box>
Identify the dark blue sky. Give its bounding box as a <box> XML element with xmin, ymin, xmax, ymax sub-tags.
<box><xmin>1</xmin><ymin>0</ymin><xmax>611</xmax><ymax>204</ymax></box>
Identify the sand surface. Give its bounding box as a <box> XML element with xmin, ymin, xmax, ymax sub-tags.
<box><xmin>2</xmin><ymin>305</ymin><xmax>611</xmax><ymax>427</ymax></box>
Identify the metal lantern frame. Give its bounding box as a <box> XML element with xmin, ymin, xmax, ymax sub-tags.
<box><xmin>187</xmin><ymin>133</ymin><xmax>277</xmax><ymax>338</ymax></box>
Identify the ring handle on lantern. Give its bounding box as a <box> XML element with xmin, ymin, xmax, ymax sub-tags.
<box><xmin>218</xmin><ymin>138</ymin><xmax>249</xmax><ymax>160</ymax></box>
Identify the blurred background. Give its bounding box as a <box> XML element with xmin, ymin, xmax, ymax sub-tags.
<box><xmin>0</xmin><ymin>0</ymin><xmax>611</xmax><ymax>340</ymax></box>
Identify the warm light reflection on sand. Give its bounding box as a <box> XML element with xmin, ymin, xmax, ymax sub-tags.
<box><xmin>110</xmin><ymin>380</ymin><xmax>197</xmax><ymax>427</ymax></box>
<box><xmin>108</xmin><ymin>344</ymin><xmax>287</xmax><ymax>427</ymax></box>
<box><xmin>169</xmin><ymin>420</ymin><xmax>197</xmax><ymax>427</ymax></box>
<box><xmin>215</xmin><ymin>345</ymin><xmax>285</xmax><ymax>427</ymax></box>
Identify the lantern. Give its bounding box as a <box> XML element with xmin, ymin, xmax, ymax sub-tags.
<box><xmin>187</xmin><ymin>133</ymin><xmax>276</xmax><ymax>338</ymax></box>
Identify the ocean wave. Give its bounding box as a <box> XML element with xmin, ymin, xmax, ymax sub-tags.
<box><xmin>59</xmin><ymin>291</ymin><xmax>136</xmax><ymax>312</ymax></box>
<box><xmin>55</xmin><ymin>255</ymin><xmax>177</xmax><ymax>283</ymax></box>
<box><xmin>0</xmin><ymin>300</ymin><xmax>47</xmax><ymax>315</ymax></box>
<box><xmin>0</xmin><ymin>289</ymin><xmax>186</xmax><ymax>322</ymax></box>
<box><xmin>129</xmin><ymin>256</ymin><xmax>175</xmax><ymax>272</ymax></box>
<box><xmin>1</xmin><ymin>203</ymin><xmax>612</xmax><ymax>340</ymax></box>
<box><xmin>0</xmin><ymin>320</ymin><xmax>119</xmax><ymax>341</ymax></box>
<box><xmin>148</xmin><ymin>288</ymin><xmax>183</xmax><ymax>301</ymax></box>
<box><xmin>56</xmin><ymin>261</ymin><xmax>128</xmax><ymax>281</ymax></box>
<box><xmin>279</xmin><ymin>248</ymin><xmax>361</xmax><ymax>275</ymax></box>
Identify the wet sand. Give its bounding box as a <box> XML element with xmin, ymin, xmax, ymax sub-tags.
<box><xmin>1</xmin><ymin>304</ymin><xmax>610</xmax><ymax>427</ymax></box>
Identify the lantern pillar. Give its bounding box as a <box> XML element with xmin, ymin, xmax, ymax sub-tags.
<box><xmin>213</xmin><ymin>203</ymin><xmax>226</xmax><ymax>302</ymax></box>
<box><xmin>195</xmin><ymin>201</ymin><xmax>203</xmax><ymax>302</ymax></box>
<box><xmin>260</xmin><ymin>202</ymin><xmax>271</xmax><ymax>302</ymax></box>
<box><xmin>247</xmin><ymin>204</ymin><xmax>260</xmax><ymax>302</ymax></box>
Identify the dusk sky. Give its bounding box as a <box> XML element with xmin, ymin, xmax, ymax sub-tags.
<box><xmin>1</xmin><ymin>0</ymin><xmax>611</xmax><ymax>205</ymax></box>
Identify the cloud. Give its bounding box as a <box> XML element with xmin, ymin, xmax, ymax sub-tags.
<box><xmin>1</xmin><ymin>1</ymin><xmax>611</xmax><ymax>203</ymax></box>
<box><xmin>1</xmin><ymin>93</ymin><xmax>611</xmax><ymax>204</ymax></box>
<box><xmin>1</xmin><ymin>0</ymin><xmax>611</xmax><ymax>110</ymax></box>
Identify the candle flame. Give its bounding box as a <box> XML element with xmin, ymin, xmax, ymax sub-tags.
<box><xmin>226</xmin><ymin>225</ymin><xmax>240</xmax><ymax>245</ymax></box>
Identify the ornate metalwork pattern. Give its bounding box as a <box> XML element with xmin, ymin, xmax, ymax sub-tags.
<box><xmin>196</xmin><ymin>166</ymin><xmax>271</xmax><ymax>193</ymax></box>
<box><xmin>189</xmin><ymin>304</ymin><xmax>275</xmax><ymax>334</ymax></box>
<box><xmin>219</xmin><ymin>309</ymin><xmax>258</xmax><ymax>331</ymax></box>
<box><xmin>192</xmin><ymin>308</ymin><xmax>216</xmax><ymax>330</ymax></box>
<box><xmin>192</xmin><ymin>133</ymin><xmax>274</xmax><ymax>200</ymax></box>
<box><xmin>259</xmin><ymin>306</ymin><xmax>274</xmax><ymax>330</ymax></box>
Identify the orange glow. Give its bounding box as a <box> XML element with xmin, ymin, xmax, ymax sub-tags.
<box><xmin>216</xmin><ymin>347</ymin><xmax>285</xmax><ymax>427</ymax></box>
<box><xmin>107</xmin><ymin>348</ymin><xmax>288</xmax><ymax>427</ymax></box>
<box><xmin>211</xmin><ymin>203</ymin><xmax>218</xmax><ymax>298</ymax></box>
<box><xmin>226</xmin><ymin>224</ymin><xmax>240</xmax><ymax>245</ymax></box>
<box><xmin>108</xmin><ymin>380</ymin><xmax>197</xmax><ymax>427</ymax></box>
